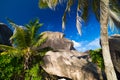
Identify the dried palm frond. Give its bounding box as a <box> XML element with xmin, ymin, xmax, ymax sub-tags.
<box><xmin>62</xmin><ymin>0</ymin><xmax>73</xmax><ymax>31</ymax></box>
<box><xmin>76</xmin><ymin>7</ymin><xmax>83</xmax><ymax>35</ymax></box>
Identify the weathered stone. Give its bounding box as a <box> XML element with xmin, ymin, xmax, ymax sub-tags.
<box><xmin>43</xmin><ymin>50</ymin><xmax>100</xmax><ymax>80</ymax></box>
<box><xmin>0</xmin><ymin>23</ymin><xmax>12</xmax><ymax>46</ymax></box>
<box><xmin>41</xmin><ymin>32</ymin><xmax>101</xmax><ymax>80</ymax></box>
<box><xmin>39</xmin><ymin>31</ymin><xmax>75</xmax><ymax>50</ymax></box>
<box><xmin>109</xmin><ymin>34</ymin><xmax>120</xmax><ymax>79</ymax></box>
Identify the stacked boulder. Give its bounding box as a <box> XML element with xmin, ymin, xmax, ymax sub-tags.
<box><xmin>40</xmin><ymin>31</ymin><xmax>101</xmax><ymax>80</ymax></box>
<box><xmin>0</xmin><ymin>23</ymin><xmax>12</xmax><ymax>46</ymax></box>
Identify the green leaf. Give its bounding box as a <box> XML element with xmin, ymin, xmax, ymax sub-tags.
<box><xmin>38</xmin><ymin>0</ymin><xmax>49</xmax><ymax>9</ymax></box>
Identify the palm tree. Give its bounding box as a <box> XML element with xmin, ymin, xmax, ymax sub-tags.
<box><xmin>39</xmin><ymin>0</ymin><xmax>120</xmax><ymax>80</ymax></box>
<box><xmin>100</xmin><ymin>0</ymin><xmax>118</xmax><ymax>80</ymax></box>
<box><xmin>0</xmin><ymin>19</ymin><xmax>46</xmax><ymax>79</ymax></box>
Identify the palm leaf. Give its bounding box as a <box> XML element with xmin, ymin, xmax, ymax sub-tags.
<box><xmin>110</xmin><ymin>0</ymin><xmax>120</xmax><ymax>13</ymax></box>
<box><xmin>10</xmin><ymin>27</ymin><xmax>27</xmax><ymax>49</ymax></box>
<box><xmin>7</xmin><ymin>18</ymin><xmax>18</xmax><ymax>29</ymax></box>
<box><xmin>76</xmin><ymin>7</ymin><xmax>83</xmax><ymax>35</ymax></box>
<box><xmin>109</xmin><ymin>0</ymin><xmax>120</xmax><ymax>29</ymax></box>
<box><xmin>62</xmin><ymin>12</ymin><xmax>67</xmax><ymax>31</ymax></box>
<box><xmin>33</xmin><ymin>33</ymin><xmax>47</xmax><ymax>48</ymax></box>
<box><xmin>0</xmin><ymin>44</ymin><xmax>15</xmax><ymax>51</ymax></box>
<box><xmin>39</xmin><ymin>0</ymin><xmax>49</xmax><ymax>9</ymax></box>
<box><xmin>1</xmin><ymin>49</ymin><xmax>22</xmax><ymax>57</ymax></box>
<box><xmin>0</xmin><ymin>44</ymin><xmax>22</xmax><ymax>57</ymax></box>
<box><xmin>25</xmin><ymin>19</ymin><xmax>43</xmax><ymax>46</ymax></box>
<box><xmin>76</xmin><ymin>0</ymin><xmax>89</xmax><ymax>35</ymax></box>
<box><xmin>109</xmin><ymin>11</ymin><xmax>120</xmax><ymax>30</ymax></box>
<box><xmin>62</xmin><ymin>0</ymin><xmax>73</xmax><ymax>31</ymax></box>
<box><xmin>80</xmin><ymin>0</ymin><xmax>89</xmax><ymax>21</ymax></box>
<box><xmin>39</xmin><ymin>0</ymin><xmax>59</xmax><ymax>10</ymax></box>
<box><xmin>92</xmin><ymin>0</ymin><xmax>100</xmax><ymax>21</ymax></box>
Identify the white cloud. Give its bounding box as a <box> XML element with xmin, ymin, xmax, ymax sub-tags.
<box><xmin>72</xmin><ymin>40</ymin><xmax>81</xmax><ymax>48</ymax></box>
<box><xmin>87</xmin><ymin>38</ymin><xmax>100</xmax><ymax>49</ymax></box>
<box><xmin>72</xmin><ymin>38</ymin><xmax>101</xmax><ymax>52</ymax></box>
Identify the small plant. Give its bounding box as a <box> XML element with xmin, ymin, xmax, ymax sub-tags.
<box><xmin>89</xmin><ymin>49</ymin><xmax>104</xmax><ymax>70</ymax></box>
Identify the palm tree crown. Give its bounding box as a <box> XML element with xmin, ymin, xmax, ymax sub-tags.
<box><xmin>39</xmin><ymin>0</ymin><xmax>120</xmax><ymax>35</ymax></box>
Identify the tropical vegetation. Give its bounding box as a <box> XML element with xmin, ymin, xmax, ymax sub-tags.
<box><xmin>89</xmin><ymin>49</ymin><xmax>104</xmax><ymax>69</ymax></box>
<box><xmin>0</xmin><ymin>19</ymin><xmax>47</xmax><ymax>79</ymax></box>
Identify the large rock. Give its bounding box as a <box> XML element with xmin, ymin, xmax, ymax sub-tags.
<box><xmin>109</xmin><ymin>34</ymin><xmax>120</xmax><ymax>76</ymax></box>
<box><xmin>39</xmin><ymin>31</ymin><xmax>75</xmax><ymax>50</ymax></box>
<box><xmin>0</xmin><ymin>23</ymin><xmax>12</xmax><ymax>46</ymax></box>
<box><xmin>43</xmin><ymin>50</ymin><xmax>100</xmax><ymax>80</ymax></box>
<box><xmin>41</xmin><ymin>32</ymin><xmax>101</xmax><ymax>80</ymax></box>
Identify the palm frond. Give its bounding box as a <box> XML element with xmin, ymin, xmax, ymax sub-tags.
<box><xmin>0</xmin><ymin>44</ymin><xmax>22</xmax><ymax>57</ymax></box>
<box><xmin>62</xmin><ymin>0</ymin><xmax>73</xmax><ymax>31</ymax></box>
<box><xmin>0</xmin><ymin>44</ymin><xmax>15</xmax><ymax>51</ymax></box>
<box><xmin>109</xmin><ymin>17</ymin><xmax>115</xmax><ymax>30</ymax></box>
<box><xmin>109</xmin><ymin>0</ymin><xmax>120</xmax><ymax>13</ymax></box>
<box><xmin>7</xmin><ymin>18</ymin><xmax>18</xmax><ymax>29</ymax></box>
<box><xmin>26</xmin><ymin>19</ymin><xmax>43</xmax><ymax>38</ymax></box>
<box><xmin>0</xmin><ymin>49</ymin><xmax>22</xmax><ymax>57</ymax></box>
<box><xmin>62</xmin><ymin>12</ymin><xmax>67</xmax><ymax>31</ymax></box>
<box><xmin>109</xmin><ymin>9</ymin><xmax>120</xmax><ymax>29</ymax></box>
<box><xmin>76</xmin><ymin>7</ymin><xmax>83</xmax><ymax>35</ymax></box>
<box><xmin>38</xmin><ymin>0</ymin><xmax>49</xmax><ymax>9</ymax></box>
<box><xmin>7</xmin><ymin>18</ymin><xmax>28</xmax><ymax>48</ymax></box>
<box><xmin>76</xmin><ymin>0</ymin><xmax>88</xmax><ymax>35</ymax></box>
<box><xmin>39</xmin><ymin>0</ymin><xmax>66</xmax><ymax>9</ymax></box>
<box><xmin>25</xmin><ymin>19</ymin><xmax>43</xmax><ymax>46</ymax></box>
<box><xmin>10</xmin><ymin>26</ymin><xmax>27</xmax><ymax>49</ymax></box>
<box><xmin>92</xmin><ymin>0</ymin><xmax>100</xmax><ymax>21</ymax></box>
<box><xmin>39</xmin><ymin>0</ymin><xmax>59</xmax><ymax>10</ymax></box>
<box><xmin>80</xmin><ymin>0</ymin><xmax>89</xmax><ymax>21</ymax></box>
<box><xmin>33</xmin><ymin>36</ymin><xmax>47</xmax><ymax>48</ymax></box>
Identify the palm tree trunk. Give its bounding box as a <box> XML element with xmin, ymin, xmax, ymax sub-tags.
<box><xmin>24</xmin><ymin>53</ymin><xmax>30</xmax><ymax>70</ymax></box>
<box><xmin>100</xmin><ymin>0</ymin><xmax>117</xmax><ymax>80</ymax></box>
<box><xmin>24</xmin><ymin>48</ymin><xmax>31</xmax><ymax>70</ymax></box>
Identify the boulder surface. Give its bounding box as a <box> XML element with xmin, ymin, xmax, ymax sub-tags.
<box><xmin>109</xmin><ymin>34</ymin><xmax>120</xmax><ymax>79</ymax></box>
<box><xmin>39</xmin><ymin>31</ymin><xmax>75</xmax><ymax>50</ymax></box>
<box><xmin>41</xmin><ymin>31</ymin><xmax>101</xmax><ymax>80</ymax></box>
<box><xmin>0</xmin><ymin>23</ymin><xmax>12</xmax><ymax>45</ymax></box>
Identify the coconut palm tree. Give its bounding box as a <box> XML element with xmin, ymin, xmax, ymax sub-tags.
<box><xmin>0</xmin><ymin>19</ymin><xmax>47</xmax><ymax>79</ymax></box>
<box><xmin>100</xmin><ymin>0</ymin><xmax>119</xmax><ymax>80</ymax></box>
<box><xmin>93</xmin><ymin>0</ymin><xmax>119</xmax><ymax>80</ymax></box>
<box><xmin>39</xmin><ymin>0</ymin><xmax>120</xmax><ymax>80</ymax></box>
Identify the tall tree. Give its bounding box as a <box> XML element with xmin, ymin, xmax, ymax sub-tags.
<box><xmin>39</xmin><ymin>0</ymin><xmax>120</xmax><ymax>79</ymax></box>
<box><xmin>100</xmin><ymin>0</ymin><xmax>118</xmax><ymax>80</ymax></box>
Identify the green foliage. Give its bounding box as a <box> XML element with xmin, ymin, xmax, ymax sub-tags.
<box><xmin>25</xmin><ymin>64</ymin><xmax>42</xmax><ymax>80</ymax></box>
<box><xmin>39</xmin><ymin>0</ymin><xmax>59</xmax><ymax>9</ymax></box>
<box><xmin>89</xmin><ymin>49</ymin><xmax>105</xmax><ymax>70</ymax></box>
<box><xmin>0</xmin><ymin>47</ymin><xmax>51</xmax><ymax>80</ymax></box>
<box><xmin>0</xmin><ymin>18</ymin><xmax>49</xmax><ymax>80</ymax></box>
<box><xmin>0</xmin><ymin>54</ymin><xmax>23</xmax><ymax>79</ymax></box>
<box><xmin>38</xmin><ymin>0</ymin><xmax>48</xmax><ymax>9</ymax></box>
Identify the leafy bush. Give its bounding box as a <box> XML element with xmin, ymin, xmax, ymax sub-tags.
<box><xmin>0</xmin><ymin>55</ymin><xmax>23</xmax><ymax>79</ymax></box>
<box><xmin>89</xmin><ymin>49</ymin><xmax>105</xmax><ymax>70</ymax></box>
<box><xmin>0</xmin><ymin>49</ymin><xmax>49</xmax><ymax>80</ymax></box>
<box><xmin>0</xmin><ymin>19</ymin><xmax>49</xmax><ymax>80</ymax></box>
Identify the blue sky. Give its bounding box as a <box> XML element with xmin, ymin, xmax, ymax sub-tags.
<box><xmin>0</xmin><ymin>0</ymin><xmax>118</xmax><ymax>52</ymax></box>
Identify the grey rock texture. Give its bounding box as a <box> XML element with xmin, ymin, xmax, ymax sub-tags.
<box><xmin>109</xmin><ymin>34</ymin><xmax>120</xmax><ymax>79</ymax></box>
<box><xmin>41</xmin><ymin>32</ymin><xmax>101</xmax><ymax>80</ymax></box>
<box><xmin>0</xmin><ymin>23</ymin><xmax>12</xmax><ymax>46</ymax></box>
<box><xmin>39</xmin><ymin>31</ymin><xmax>75</xmax><ymax>50</ymax></box>
<box><xmin>43</xmin><ymin>50</ymin><xmax>100</xmax><ymax>80</ymax></box>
